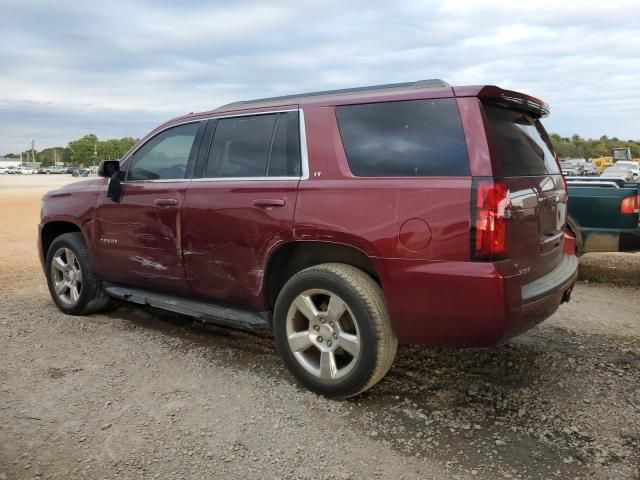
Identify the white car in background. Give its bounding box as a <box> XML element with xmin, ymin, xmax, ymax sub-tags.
<box><xmin>0</xmin><ymin>166</ymin><xmax>8</xmax><ymax>174</ymax></box>
<box><xmin>613</xmin><ymin>161</ymin><xmax>640</xmax><ymax>180</ymax></box>
<box><xmin>16</xmin><ymin>167</ymin><xmax>36</xmax><ymax>174</ymax></box>
<box><xmin>602</xmin><ymin>164</ymin><xmax>640</xmax><ymax>183</ymax></box>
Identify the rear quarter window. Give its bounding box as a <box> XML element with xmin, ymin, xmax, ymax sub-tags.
<box><xmin>335</xmin><ymin>98</ymin><xmax>469</xmax><ymax>177</ymax></box>
<box><xmin>484</xmin><ymin>104</ymin><xmax>560</xmax><ymax>177</ymax></box>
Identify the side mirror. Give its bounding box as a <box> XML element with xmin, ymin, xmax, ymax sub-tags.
<box><xmin>107</xmin><ymin>176</ymin><xmax>123</xmax><ymax>203</ymax></box>
<box><xmin>99</xmin><ymin>160</ymin><xmax>124</xmax><ymax>203</ymax></box>
<box><xmin>98</xmin><ymin>160</ymin><xmax>121</xmax><ymax>178</ymax></box>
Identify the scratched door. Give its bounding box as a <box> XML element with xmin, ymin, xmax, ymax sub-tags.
<box><xmin>94</xmin><ymin>121</ymin><xmax>203</xmax><ymax>295</ymax></box>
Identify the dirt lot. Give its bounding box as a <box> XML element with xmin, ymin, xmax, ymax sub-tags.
<box><xmin>1</xmin><ymin>175</ymin><xmax>639</xmax><ymax>479</ymax></box>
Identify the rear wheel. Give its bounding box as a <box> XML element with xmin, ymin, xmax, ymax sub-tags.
<box><xmin>274</xmin><ymin>263</ymin><xmax>397</xmax><ymax>398</ymax></box>
<box><xmin>45</xmin><ymin>233</ymin><xmax>111</xmax><ymax>315</ymax></box>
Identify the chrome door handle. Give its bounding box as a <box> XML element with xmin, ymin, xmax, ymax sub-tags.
<box><xmin>154</xmin><ymin>198</ymin><xmax>179</xmax><ymax>207</ymax></box>
<box><xmin>253</xmin><ymin>199</ymin><xmax>286</xmax><ymax>208</ymax></box>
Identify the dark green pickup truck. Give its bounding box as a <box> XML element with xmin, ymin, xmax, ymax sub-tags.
<box><xmin>566</xmin><ymin>177</ymin><xmax>640</xmax><ymax>253</ymax></box>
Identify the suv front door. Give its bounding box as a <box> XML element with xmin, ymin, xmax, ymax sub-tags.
<box><xmin>95</xmin><ymin>121</ymin><xmax>204</xmax><ymax>294</ymax></box>
<box><xmin>182</xmin><ymin>110</ymin><xmax>303</xmax><ymax>310</ymax></box>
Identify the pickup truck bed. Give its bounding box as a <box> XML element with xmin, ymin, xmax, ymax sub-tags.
<box><xmin>567</xmin><ymin>177</ymin><xmax>640</xmax><ymax>253</ymax></box>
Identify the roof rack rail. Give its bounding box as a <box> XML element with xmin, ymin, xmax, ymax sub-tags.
<box><xmin>217</xmin><ymin>79</ymin><xmax>450</xmax><ymax>110</ymax></box>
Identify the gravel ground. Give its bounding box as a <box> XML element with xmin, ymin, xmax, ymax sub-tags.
<box><xmin>1</xmin><ymin>175</ymin><xmax>639</xmax><ymax>479</ymax></box>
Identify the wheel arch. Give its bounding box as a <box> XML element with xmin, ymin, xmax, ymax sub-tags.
<box><xmin>263</xmin><ymin>241</ymin><xmax>383</xmax><ymax>310</ymax></box>
<box><xmin>41</xmin><ymin>220</ymin><xmax>84</xmax><ymax>260</ymax></box>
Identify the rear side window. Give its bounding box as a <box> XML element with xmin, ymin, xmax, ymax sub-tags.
<box><xmin>205</xmin><ymin>112</ymin><xmax>301</xmax><ymax>178</ymax></box>
<box><xmin>335</xmin><ymin>99</ymin><xmax>469</xmax><ymax>177</ymax></box>
<box><xmin>484</xmin><ymin>105</ymin><xmax>560</xmax><ymax>177</ymax></box>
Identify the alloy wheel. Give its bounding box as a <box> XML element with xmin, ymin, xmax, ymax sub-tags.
<box><xmin>51</xmin><ymin>248</ymin><xmax>83</xmax><ymax>306</ymax></box>
<box><xmin>285</xmin><ymin>289</ymin><xmax>361</xmax><ymax>381</ymax></box>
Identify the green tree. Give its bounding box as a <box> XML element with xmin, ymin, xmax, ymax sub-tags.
<box><xmin>68</xmin><ymin>134</ymin><xmax>98</xmax><ymax>166</ymax></box>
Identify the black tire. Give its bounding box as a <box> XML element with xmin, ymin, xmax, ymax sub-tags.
<box><xmin>273</xmin><ymin>263</ymin><xmax>397</xmax><ymax>398</ymax></box>
<box><xmin>45</xmin><ymin>232</ymin><xmax>111</xmax><ymax>315</ymax></box>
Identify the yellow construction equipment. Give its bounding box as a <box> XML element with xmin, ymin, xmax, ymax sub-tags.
<box><xmin>592</xmin><ymin>156</ymin><xmax>613</xmax><ymax>173</ymax></box>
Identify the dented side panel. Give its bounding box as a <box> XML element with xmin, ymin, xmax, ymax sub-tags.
<box><xmin>94</xmin><ymin>181</ymin><xmax>189</xmax><ymax>294</ymax></box>
<box><xmin>181</xmin><ymin>180</ymin><xmax>299</xmax><ymax>310</ymax></box>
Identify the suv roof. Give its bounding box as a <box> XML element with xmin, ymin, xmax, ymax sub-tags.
<box><xmin>217</xmin><ymin>79</ymin><xmax>451</xmax><ymax>110</ymax></box>
<box><xmin>157</xmin><ymin>81</ymin><xmax>549</xmax><ymax>140</ymax></box>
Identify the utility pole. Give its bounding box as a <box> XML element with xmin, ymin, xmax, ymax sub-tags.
<box><xmin>19</xmin><ymin>144</ymin><xmax>23</xmax><ymax>164</ymax></box>
<box><xmin>31</xmin><ymin>139</ymin><xmax>36</xmax><ymax>166</ymax></box>
<box><xmin>94</xmin><ymin>143</ymin><xmax>97</xmax><ymax>168</ymax></box>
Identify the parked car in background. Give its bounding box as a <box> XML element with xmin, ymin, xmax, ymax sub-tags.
<box><xmin>38</xmin><ymin>80</ymin><xmax>578</xmax><ymax>397</ymax></box>
<box><xmin>613</xmin><ymin>161</ymin><xmax>640</xmax><ymax>180</ymax></box>
<box><xmin>566</xmin><ymin>176</ymin><xmax>640</xmax><ymax>253</ymax></box>
<box><xmin>17</xmin><ymin>167</ymin><xmax>36</xmax><ymax>174</ymax></box>
<box><xmin>560</xmin><ymin>159</ymin><xmax>583</xmax><ymax>176</ymax></box>
<box><xmin>0</xmin><ymin>166</ymin><xmax>8</xmax><ymax>174</ymax></box>
<box><xmin>602</xmin><ymin>164</ymin><xmax>639</xmax><ymax>183</ymax></box>
<box><xmin>6</xmin><ymin>166</ymin><xmax>18</xmax><ymax>174</ymax></box>
<box><xmin>71</xmin><ymin>168</ymin><xmax>90</xmax><ymax>177</ymax></box>
<box><xmin>42</xmin><ymin>167</ymin><xmax>65</xmax><ymax>174</ymax></box>
<box><xmin>560</xmin><ymin>159</ymin><xmax>599</xmax><ymax>177</ymax></box>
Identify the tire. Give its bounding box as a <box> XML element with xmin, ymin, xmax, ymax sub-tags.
<box><xmin>45</xmin><ymin>232</ymin><xmax>111</xmax><ymax>315</ymax></box>
<box><xmin>273</xmin><ymin>263</ymin><xmax>397</xmax><ymax>398</ymax></box>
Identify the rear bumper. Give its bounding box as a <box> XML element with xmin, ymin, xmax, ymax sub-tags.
<box><xmin>378</xmin><ymin>253</ymin><xmax>578</xmax><ymax>347</ymax></box>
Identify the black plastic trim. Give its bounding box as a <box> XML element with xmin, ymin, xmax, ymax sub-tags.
<box><xmin>103</xmin><ymin>283</ymin><xmax>271</xmax><ymax>329</ymax></box>
<box><xmin>521</xmin><ymin>254</ymin><xmax>578</xmax><ymax>304</ymax></box>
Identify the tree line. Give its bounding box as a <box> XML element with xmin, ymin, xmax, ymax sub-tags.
<box><xmin>549</xmin><ymin>134</ymin><xmax>640</xmax><ymax>160</ymax></box>
<box><xmin>3</xmin><ymin>134</ymin><xmax>137</xmax><ymax>167</ymax></box>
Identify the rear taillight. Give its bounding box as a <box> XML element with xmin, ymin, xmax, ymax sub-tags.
<box><xmin>621</xmin><ymin>194</ymin><xmax>640</xmax><ymax>214</ymax></box>
<box><xmin>471</xmin><ymin>178</ymin><xmax>510</xmax><ymax>261</ymax></box>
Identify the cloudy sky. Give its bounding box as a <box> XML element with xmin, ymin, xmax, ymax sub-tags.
<box><xmin>1</xmin><ymin>0</ymin><xmax>639</xmax><ymax>155</ymax></box>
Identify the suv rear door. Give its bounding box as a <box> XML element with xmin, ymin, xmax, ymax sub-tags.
<box><xmin>482</xmin><ymin>104</ymin><xmax>566</xmax><ymax>283</ymax></box>
<box><xmin>181</xmin><ymin>110</ymin><xmax>303</xmax><ymax>310</ymax></box>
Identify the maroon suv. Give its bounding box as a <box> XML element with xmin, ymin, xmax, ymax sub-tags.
<box><xmin>39</xmin><ymin>79</ymin><xmax>578</xmax><ymax>397</ymax></box>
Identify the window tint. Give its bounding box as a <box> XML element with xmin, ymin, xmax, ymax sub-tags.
<box><xmin>335</xmin><ymin>99</ymin><xmax>469</xmax><ymax>177</ymax></box>
<box><xmin>205</xmin><ymin>112</ymin><xmax>301</xmax><ymax>178</ymax></box>
<box><xmin>484</xmin><ymin>105</ymin><xmax>560</xmax><ymax>177</ymax></box>
<box><xmin>127</xmin><ymin>122</ymin><xmax>200</xmax><ymax>181</ymax></box>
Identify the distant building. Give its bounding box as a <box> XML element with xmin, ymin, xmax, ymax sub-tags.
<box><xmin>0</xmin><ymin>157</ymin><xmax>21</xmax><ymax>168</ymax></box>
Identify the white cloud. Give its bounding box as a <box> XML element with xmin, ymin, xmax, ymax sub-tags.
<box><xmin>1</xmin><ymin>0</ymin><xmax>639</xmax><ymax>153</ymax></box>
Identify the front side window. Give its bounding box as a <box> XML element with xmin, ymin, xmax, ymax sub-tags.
<box><xmin>205</xmin><ymin>112</ymin><xmax>301</xmax><ymax>178</ymax></box>
<box><xmin>336</xmin><ymin>99</ymin><xmax>469</xmax><ymax>177</ymax></box>
<box><xmin>127</xmin><ymin>122</ymin><xmax>200</xmax><ymax>181</ymax></box>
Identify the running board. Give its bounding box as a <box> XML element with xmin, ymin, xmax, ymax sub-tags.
<box><xmin>103</xmin><ymin>283</ymin><xmax>271</xmax><ymax>330</ymax></box>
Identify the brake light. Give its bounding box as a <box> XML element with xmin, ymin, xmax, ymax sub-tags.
<box><xmin>621</xmin><ymin>194</ymin><xmax>640</xmax><ymax>214</ymax></box>
<box><xmin>472</xmin><ymin>178</ymin><xmax>510</xmax><ymax>260</ymax></box>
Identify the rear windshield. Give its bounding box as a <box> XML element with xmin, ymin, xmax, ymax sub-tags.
<box><xmin>484</xmin><ymin>104</ymin><xmax>560</xmax><ymax>177</ymax></box>
<box><xmin>336</xmin><ymin>98</ymin><xmax>469</xmax><ymax>177</ymax></box>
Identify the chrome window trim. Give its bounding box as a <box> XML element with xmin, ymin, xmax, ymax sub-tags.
<box><xmin>191</xmin><ymin>176</ymin><xmax>300</xmax><ymax>182</ymax></box>
<box><xmin>121</xmin><ymin>108</ymin><xmax>309</xmax><ymax>183</ymax></box>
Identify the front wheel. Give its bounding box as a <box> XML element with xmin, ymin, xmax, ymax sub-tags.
<box><xmin>273</xmin><ymin>263</ymin><xmax>397</xmax><ymax>398</ymax></box>
<box><xmin>45</xmin><ymin>232</ymin><xmax>111</xmax><ymax>315</ymax></box>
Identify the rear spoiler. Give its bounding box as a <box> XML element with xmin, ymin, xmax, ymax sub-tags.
<box><xmin>454</xmin><ymin>85</ymin><xmax>550</xmax><ymax>118</ymax></box>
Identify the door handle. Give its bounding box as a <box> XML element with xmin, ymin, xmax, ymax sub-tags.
<box><xmin>253</xmin><ymin>199</ymin><xmax>286</xmax><ymax>208</ymax></box>
<box><xmin>154</xmin><ymin>198</ymin><xmax>179</xmax><ymax>207</ymax></box>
